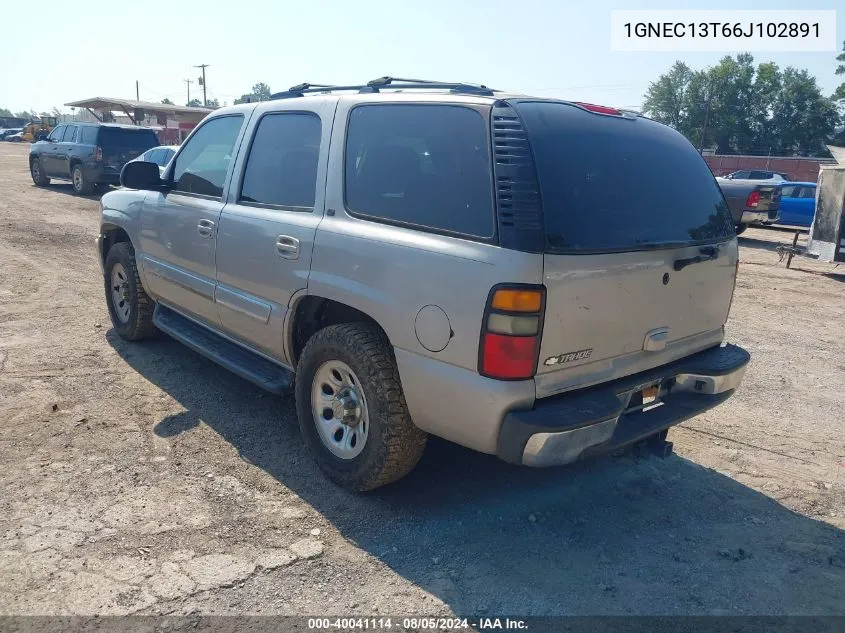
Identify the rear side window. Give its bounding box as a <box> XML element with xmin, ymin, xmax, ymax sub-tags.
<box><xmin>79</xmin><ymin>127</ymin><xmax>97</xmax><ymax>144</ymax></box>
<box><xmin>514</xmin><ymin>101</ymin><xmax>734</xmax><ymax>253</ymax></box>
<box><xmin>344</xmin><ymin>104</ymin><xmax>494</xmax><ymax>238</ymax></box>
<box><xmin>240</xmin><ymin>113</ymin><xmax>321</xmax><ymax>209</ymax></box>
<box><xmin>62</xmin><ymin>126</ymin><xmax>78</xmax><ymax>142</ymax></box>
<box><xmin>97</xmin><ymin>127</ymin><xmax>158</xmax><ymax>151</ymax></box>
<box><xmin>750</xmin><ymin>171</ymin><xmax>772</xmax><ymax>179</ymax></box>
<box><xmin>172</xmin><ymin>115</ymin><xmax>243</xmax><ymax>198</ymax></box>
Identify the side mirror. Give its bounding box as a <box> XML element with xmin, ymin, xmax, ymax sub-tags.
<box><xmin>121</xmin><ymin>161</ymin><xmax>164</xmax><ymax>190</ymax></box>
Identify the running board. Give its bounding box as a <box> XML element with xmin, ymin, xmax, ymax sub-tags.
<box><xmin>153</xmin><ymin>305</ymin><xmax>293</xmax><ymax>394</ymax></box>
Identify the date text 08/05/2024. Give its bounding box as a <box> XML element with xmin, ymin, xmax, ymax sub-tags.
<box><xmin>307</xmin><ymin>617</ymin><xmax>528</xmax><ymax>630</ymax></box>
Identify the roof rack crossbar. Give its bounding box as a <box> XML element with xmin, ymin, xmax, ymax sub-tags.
<box><xmin>269</xmin><ymin>78</ymin><xmax>495</xmax><ymax>100</ymax></box>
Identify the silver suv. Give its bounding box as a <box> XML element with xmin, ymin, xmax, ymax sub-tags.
<box><xmin>98</xmin><ymin>77</ymin><xmax>750</xmax><ymax>491</ymax></box>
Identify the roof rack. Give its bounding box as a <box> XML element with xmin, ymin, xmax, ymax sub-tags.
<box><xmin>269</xmin><ymin>77</ymin><xmax>496</xmax><ymax>100</ymax></box>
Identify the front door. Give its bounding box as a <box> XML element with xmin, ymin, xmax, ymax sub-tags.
<box><xmin>39</xmin><ymin>125</ymin><xmax>66</xmax><ymax>176</ymax></box>
<box><xmin>138</xmin><ymin>114</ymin><xmax>247</xmax><ymax>327</ymax></box>
<box><xmin>56</xmin><ymin>124</ymin><xmax>78</xmax><ymax>178</ymax></box>
<box><xmin>214</xmin><ymin>102</ymin><xmax>334</xmax><ymax>360</ymax></box>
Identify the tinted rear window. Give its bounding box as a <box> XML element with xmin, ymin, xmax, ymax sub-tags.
<box><xmin>97</xmin><ymin>127</ymin><xmax>158</xmax><ymax>150</ymax></box>
<box><xmin>79</xmin><ymin>126</ymin><xmax>97</xmax><ymax>144</ymax></box>
<box><xmin>345</xmin><ymin>104</ymin><xmax>495</xmax><ymax>238</ymax></box>
<box><xmin>514</xmin><ymin>102</ymin><xmax>733</xmax><ymax>253</ymax></box>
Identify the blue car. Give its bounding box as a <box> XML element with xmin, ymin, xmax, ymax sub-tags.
<box><xmin>777</xmin><ymin>182</ymin><xmax>817</xmax><ymax>227</ymax></box>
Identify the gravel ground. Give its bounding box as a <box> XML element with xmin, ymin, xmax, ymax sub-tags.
<box><xmin>0</xmin><ymin>142</ymin><xmax>843</xmax><ymax>616</ymax></box>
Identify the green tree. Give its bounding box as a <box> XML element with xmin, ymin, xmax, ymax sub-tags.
<box><xmin>834</xmin><ymin>40</ymin><xmax>845</xmax><ymax>101</ymax></box>
<box><xmin>643</xmin><ymin>54</ymin><xmax>840</xmax><ymax>156</ymax></box>
<box><xmin>0</xmin><ymin>107</ymin><xmax>13</xmax><ymax>117</ymax></box>
<box><xmin>161</xmin><ymin>98</ymin><xmax>174</xmax><ymax>105</ymax></box>
<box><xmin>642</xmin><ymin>61</ymin><xmax>694</xmax><ymax>136</ymax></box>
<box><xmin>186</xmin><ymin>98</ymin><xmax>203</xmax><ymax>107</ymax></box>
<box><xmin>771</xmin><ymin>68</ymin><xmax>839</xmax><ymax>155</ymax></box>
<box><xmin>234</xmin><ymin>82</ymin><xmax>272</xmax><ymax>104</ymax></box>
<box><xmin>205</xmin><ymin>97</ymin><xmax>220</xmax><ymax>108</ymax></box>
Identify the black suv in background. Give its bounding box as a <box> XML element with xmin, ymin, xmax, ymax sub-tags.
<box><xmin>29</xmin><ymin>123</ymin><xmax>159</xmax><ymax>194</ymax></box>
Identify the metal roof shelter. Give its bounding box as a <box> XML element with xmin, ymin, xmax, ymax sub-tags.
<box><xmin>64</xmin><ymin>97</ymin><xmax>213</xmax><ymax>125</ymax></box>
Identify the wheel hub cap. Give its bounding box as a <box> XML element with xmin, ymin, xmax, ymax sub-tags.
<box><xmin>311</xmin><ymin>360</ymin><xmax>369</xmax><ymax>460</ymax></box>
<box><xmin>110</xmin><ymin>263</ymin><xmax>131</xmax><ymax>324</ymax></box>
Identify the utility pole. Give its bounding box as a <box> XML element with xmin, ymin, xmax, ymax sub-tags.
<box><xmin>194</xmin><ymin>64</ymin><xmax>209</xmax><ymax>106</ymax></box>
<box><xmin>184</xmin><ymin>79</ymin><xmax>193</xmax><ymax>105</ymax></box>
<box><xmin>698</xmin><ymin>79</ymin><xmax>715</xmax><ymax>155</ymax></box>
<box><xmin>136</xmin><ymin>80</ymin><xmax>139</xmax><ymax>101</ymax></box>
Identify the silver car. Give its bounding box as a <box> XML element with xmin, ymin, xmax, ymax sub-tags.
<box><xmin>97</xmin><ymin>78</ymin><xmax>750</xmax><ymax>491</ymax></box>
<box><xmin>130</xmin><ymin>145</ymin><xmax>178</xmax><ymax>176</ymax></box>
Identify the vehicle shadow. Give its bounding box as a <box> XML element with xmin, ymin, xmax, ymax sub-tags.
<box><xmin>737</xmin><ymin>235</ymin><xmax>784</xmax><ymax>253</ymax></box>
<box><xmin>108</xmin><ymin>333</ymin><xmax>845</xmax><ymax>615</ymax></box>
<box><xmin>33</xmin><ymin>181</ymin><xmax>111</xmax><ymax>201</ymax></box>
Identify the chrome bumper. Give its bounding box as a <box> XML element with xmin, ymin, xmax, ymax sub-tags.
<box><xmin>741</xmin><ymin>210</ymin><xmax>769</xmax><ymax>224</ymax></box>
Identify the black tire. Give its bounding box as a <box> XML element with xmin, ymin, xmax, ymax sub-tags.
<box><xmin>295</xmin><ymin>323</ymin><xmax>427</xmax><ymax>491</ymax></box>
<box><xmin>735</xmin><ymin>224</ymin><xmax>748</xmax><ymax>235</ymax></box>
<box><xmin>104</xmin><ymin>242</ymin><xmax>156</xmax><ymax>341</ymax></box>
<box><xmin>30</xmin><ymin>158</ymin><xmax>49</xmax><ymax>186</ymax></box>
<box><xmin>72</xmin><ymin>164</ymin><xmax>94</xmax><ymax>195</ymax></box>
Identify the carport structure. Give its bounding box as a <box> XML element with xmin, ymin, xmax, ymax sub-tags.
<box><xmin>64</xmin><ymin>97</ymin><xmax>213</xmax><ymax>144</ymax></box>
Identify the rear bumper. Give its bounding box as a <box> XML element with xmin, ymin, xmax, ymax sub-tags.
<box><xmin>497</xmin><ymin>344</ymin><xmax>750</xmax><ymax>467</ymax></box>
<box><xmin>741</xmin><ymin>210</ymin><xmax>771</xmax><ymax>224</ymax></box>
<box><xmin>83</xmin><ymin>164</ymin><xmax>121</xmax><ymax>185</ymax></box>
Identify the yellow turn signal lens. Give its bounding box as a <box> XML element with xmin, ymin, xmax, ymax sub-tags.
<box><xmin>491</xmin><ymin>289</ymin><xmax>543</xmax><ymax>313</ymax></box>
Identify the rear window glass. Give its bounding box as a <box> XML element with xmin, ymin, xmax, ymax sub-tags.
<box><xmin>79</xmin><ymin>127</ymin><xmax>97</xmax><ymax>144</ymax></box>
<box><xmin>514</xmin><ymin>102</ymin><xmax>733</xmax><ymax>252</ymax></box>
<box><xmin>345</xmin><ymin>104</ymin><xmax>495</xmax><ymax>238</ymax></box>
<box><xmin>97</xmin><ymin>127</ymin><xmax>158</xmax><ymax>150</ymax></box>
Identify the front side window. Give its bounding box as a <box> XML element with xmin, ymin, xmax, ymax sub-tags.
<box><xmin>798</xmin><ymin>186</ymin><xmax>816</xmax><ymax>199</ymax></box>
<box><xmin>240</xmin><ymin>113</ymin><xmax>322</xmax><ymax>209</ymax></box>
<box><xmin>172</xmin><ymin>116</ymin><xmax>244</xmax><ymax>198</ymax></box>
<box><xmin>48</xmin><ymin>126</ymin><xmax>65</xmax><ymax>142</ymax></box>
<box><xmin>780</xmin><ymin>185</ymin><xmax>797</xmax><ymax>198</ymax></box>
<box><xmin>344</xmin><ymin>104</ymin><xmax>494</xmax><ymax>238</ymax></box>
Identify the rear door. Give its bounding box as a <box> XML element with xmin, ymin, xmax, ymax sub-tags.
<box><xmin>511</xmin><ymin>101</ymin><xmax>738</xmax><ymax>397</ymax></box>
<box><xmin>215</xmin><ymin>101</ymin><xmax>334</xmax><ymax>360</ymax></box>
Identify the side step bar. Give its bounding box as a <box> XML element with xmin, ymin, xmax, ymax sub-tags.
<box><xmin>153</xmin><ymin>305</ymin><xmax>293</xmax><ymax>394</ymax></box>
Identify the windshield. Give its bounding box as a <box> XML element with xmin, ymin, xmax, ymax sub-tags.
<box><xmin>514</xmin><ymin>101</ymin><xmax>734</xmax><ymax>253</ymax></box>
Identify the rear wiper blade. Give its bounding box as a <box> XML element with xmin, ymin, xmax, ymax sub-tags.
<box><xmin>673</xmin><ymin>246</ymin><xmax>720</xmax><ymax>271</ymax></box>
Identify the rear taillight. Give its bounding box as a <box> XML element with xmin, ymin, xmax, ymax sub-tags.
<box><xmin>479</xmin><ymin>286</ymin><xmax>545</xmax><ymax>380</ymax></box>
<box><xmin>745</xmin><ymin>190</ymin><xmax>760</xmax><ymax>208</ymax></box>
<box><xmin>574</xmin><ymin>102</ymin><xmax>622</xmax><ymax>116</ymax></box>
<box><xmin>94</xmin><ymin>146</ymin><xmax>103</xmax><ymax>162</ymax></box>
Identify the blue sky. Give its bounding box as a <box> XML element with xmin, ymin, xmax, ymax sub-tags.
<box><xmin>0</xmin><ymin>0</ymin><xmax>841</xmax><ymax>114</ymax></box>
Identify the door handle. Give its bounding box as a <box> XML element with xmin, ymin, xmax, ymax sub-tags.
<box><xmin>197</xmin><ymin>219</ymin><xmax>216</xmax><ymax>238</ymax></box>
<box><xmin>276</xmin><ymin>235</ymin><xmax>300</xmax><ymax>259</ymax></box>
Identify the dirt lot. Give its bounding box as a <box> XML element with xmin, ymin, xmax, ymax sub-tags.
<box><xmin>1</xmin><ymin>141</ymin><xmax>843</xmax><ymax>617</ymax></box>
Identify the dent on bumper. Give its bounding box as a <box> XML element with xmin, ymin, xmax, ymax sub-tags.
<box><xmin>499</xmin><ymin>344</ymin><xmax>750</xmax><ymax>468</ymax></box>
